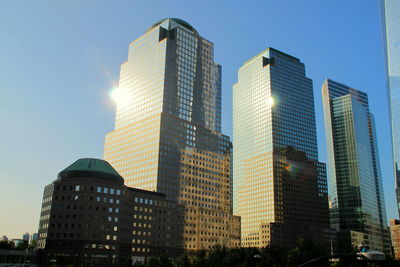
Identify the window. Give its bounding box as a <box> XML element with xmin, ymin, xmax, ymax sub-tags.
<box><xmin>103</xmin><ymin>188</ymin><xmax>108</xmax><ymax>194</ymax></box>
<box><xmin>97</xmin><ymin>187</ymin><xmax>101</xmax><ymax>193</ymax></box>
<box><xmin>75</xmin><ymin>185</ymin><xmax>80</xmax><ymax>191</ymax></box>
<box><xmin>110</xmin><ymin>188</ymin><xmax>115</xmax><ymax>194</ymax></box>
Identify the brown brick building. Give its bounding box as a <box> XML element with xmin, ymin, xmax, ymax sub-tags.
<box><xmin>390</xmin><ymin>219</ymin><xmax>400</xmax><ymax>259</ymax></box>
<box><xmin>37</xmin><ymin>158</ymin><xmax>184</xmax><ymax>266</ymax></box>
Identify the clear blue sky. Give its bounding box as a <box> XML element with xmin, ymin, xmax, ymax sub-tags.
<box><xmin>0</xmin><ymin>0</ymin><xmax>395</xmax><ymax>238</ymax></box>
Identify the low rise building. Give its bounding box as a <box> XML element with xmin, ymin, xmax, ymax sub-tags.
<box><xmin>11</xmin><ymin>239</ymin><xmax>23</xmax><ymax>247</ymax></box>
<box><xmin>391</xmin><ymin>219</ymin><xmax>400</xmax><ymax>259</ymax></box>
<box><xmin>37</xmin><ymin>158</ymin><xmax>184</xmax><ymax>266</ymax></box>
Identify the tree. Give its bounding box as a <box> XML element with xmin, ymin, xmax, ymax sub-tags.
<box><xmin>287</xmin><ymin>239</ymin><xmax>327</xmax><ymax>267</ymax></box>
<box><xmin>175</xmin><ymin>254</ymin><xmax>190</xmax><ymax>267</ymax></box>
<box><xmin>159</xmin><ymin>255</ymin><xmax>173</xmax><ymax>267</ymax></box>
<box><xmin>147</xmin><ymin>257</ymin><xmax>160</xmax><ymax>267</ymax></box>
<box><xmin>0</xmin><ymin>240</ymin><xmax>14</xmax><ymax>249</ymax></box>
<box><xmin>16</xmin><ymin>240</ymin><xmax>31</xmax><ymax>250</ymax></box>
<box><xmin>260</xmin><ymin>245</ymin><xmax>288</xmax><ymax>267</ymax></box>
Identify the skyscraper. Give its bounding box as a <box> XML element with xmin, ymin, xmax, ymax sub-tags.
<box><xmin>381</xmin><ymin>0</ymin><xmax>400</xmax><ymax>216</ymax></box>
<box><xmin>22</xmin><ymin>233</ymin><xmax>29</xmax><ymax>242</ymax></box>
<box><xmin>322</xmin><ymin>79</ymin><xmax>390</xmax><ymax>253</ymax></box>
<box><xmin>104</xmin><ymin>18</ymin><xmax>240</xmax><ymax>251</ymax></box>
<box><xmin>233</xmin><ymin>48</ymin><xmax>330</xmax><ymax>248</ymax></box>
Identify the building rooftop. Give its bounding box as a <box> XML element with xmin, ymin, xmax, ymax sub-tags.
<box><xmin>127</xmin><ymin>187</ymin><xmax>166</xmax><ymax>197</ymax></box>
<box><xmin>148</xmin><ymin>18</ymin><xmax>195</xmax><ymax>32</ymax></box>
<box><xmin>58</xmin><ymin>158</ymin><xmax>124</xmax><ymax>183</ymax></box>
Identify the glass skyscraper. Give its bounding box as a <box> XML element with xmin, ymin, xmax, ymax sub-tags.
<box><xmin>381</xmin><ymin>0</ymin><xmax>400</xmax><ymax>216</ymax></box>
<box><xmin>322</xmin><ymin>79</ymin><xmax>390</xmax><ymax>253</ymax></box>
<box><xmin>104</xmin><ymin>18</ymin><xmax>240</xmax><ymax>251</ymax></box>
<box><xmin>233</xmin><ymin>48</ymin><xmax>331</xmax><ymax>248</ymax></box>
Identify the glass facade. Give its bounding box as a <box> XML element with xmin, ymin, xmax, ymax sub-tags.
<box><xmin>233</xmin><ymin>48</ymin><xmax>330</xmax><ymax>248</ymax></box>
<box><xmin>322</xmin><ymin>79</ymin><xmax>390</xmax><ymax>253</ymax></box>
<box><xmin>104</xmin><ymin>18</ymin><xmax>240</xmax><ymax>251</ymax></box>
<box><xmin>381</xmin><ymin>0</ymin><xmax>400</xmax><ymax>215</ymax></box>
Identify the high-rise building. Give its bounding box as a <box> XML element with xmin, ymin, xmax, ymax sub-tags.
<box><xmin>381</xmin><ymin>0</ymin><xmax>400</xmax><ymax>216</ymax></box>
<box><xmin>22</xmin><ymin>233</ymin><xmax>29</xmax><ymax>242</ymax></box>
<box><xmin>233</xmin><ymin>48</ymin><xmax>331</xmax><ymax>249</ymax></box>
<box><xmin>30</xmin><ymin>233</ymin><xmax>38</xmax><ymax>246</ymax></box>
<box><xmin>322</xmin><ymin>79</ymin><xmax>390</xmax><ymax>253</ymax></box>
<box><xmin>104</xmin><ymin>18</ymin><xmax>240</xmax><ymax>251</ymax></box>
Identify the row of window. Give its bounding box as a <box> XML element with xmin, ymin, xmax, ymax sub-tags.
<box><xmin>97</xmin><ymin>187</ymin><xmax>121</xmax><ymax>195</ymax></box>
<box><xmin>96</xmin><ymin>196</ymin><xmax>120</xmax><ymax>205</ymax></box>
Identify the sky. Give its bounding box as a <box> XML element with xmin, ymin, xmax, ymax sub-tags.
<box><xmin>0</xmin><ymin>0</ymin><xmax>396</xmax><ymax>239</ymax></box>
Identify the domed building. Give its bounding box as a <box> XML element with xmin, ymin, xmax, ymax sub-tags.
<box><xmin>37</xmin><ymin>158</ymin><xmax>184</xmax><ymax>266</ymax></box>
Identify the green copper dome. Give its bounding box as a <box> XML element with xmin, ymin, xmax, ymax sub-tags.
<box><xmin>58</xmin><ymin>158</ymin><xmax>123</xmax><ymax>183</ymax></box>
<box><xmin>148</xmin><ymin>18</ymin><xmax>195</xmax><ymax>32</ymax></box>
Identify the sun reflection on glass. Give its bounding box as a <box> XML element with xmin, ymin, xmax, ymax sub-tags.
<box><xmin>110</xmin><ymin>87</ymin><xmax>129</xmax><ymax>107</ymax></box>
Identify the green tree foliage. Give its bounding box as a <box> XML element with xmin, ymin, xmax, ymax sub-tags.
<box><xmin>159</xmin><ymin>255</ymin><xmax>173</xmax><ymax>267</ymax></box>
<box><xmin>287</xmin><ymin>238</ymin><xmax>327</xmax><ymax>267</ymax></box>
<box><xmin>0</xmin><ymin>240</ymin><xmax>35</xmax><ymax>250</ymax></box>
<box><xmin>175</xmin><ymin>254</ymin><xmax>190</xmax><ymax>267</ymax></box>
<box><xmin>147</xmin><ymin>257</ymin><xmax>160</xmax><ymax>267</ymax></box>
<box><xmin>16</xmin><ymin>240</ymin><xmax>32</xmax><ymax>250</ymax></box>
<box><xmin>132</xmin><ymin>240</ymin><xmax>400</xmax><ymax>267</ymax></box>
<box><xmin>0</xmin><ymin>240</ymin><xmax>14</xmax><ymax>249</ymax></box>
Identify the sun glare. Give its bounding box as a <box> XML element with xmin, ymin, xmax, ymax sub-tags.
<box><xmin>110</xmin><ymin>87</ymin><xmax>129</xmax><ymax>107</ymax></box>
<box><xmin>268</xmin><ymin>96</ymin><xmax>275</xmax><ymax>107</ymax></box>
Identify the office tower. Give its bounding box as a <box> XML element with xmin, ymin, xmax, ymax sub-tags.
<box><xmin>30</xmin><ymin>233</ymin><xmax>38</xmax><ymax>246</ymax></box>
<box><xmin>37</xmin><ymin>158</ymin><xmax>184</xmax><ymax>266</ymax></box>
<box><xmin>104</xmin><ymin>18</ymin><xmax>240</xmax><ymax>251</ymax></box>
<box><xmin>322</xmin><ymin>79</ymin><xmax>390</xmax><ymax>253</ymax></box>
<box><xmin>381</xmin><ymin>0</ymin><xmax>400</xmax><ymax>216</ymax></box>
<box><xmin>233</xmin><ymin>48</ymin><xmax>330</xmax><ymax>248</ymax></box>
<box><xmin>22</xmin><ymin>233</ymin><xmax>29</xmax><ymax>242</ymax></box>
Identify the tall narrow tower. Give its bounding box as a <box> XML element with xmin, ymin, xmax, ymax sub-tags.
<box><xmin>381</xmin><ymin>0</ymin><xmax>400</xmax><ymax>216</ymax></box>
<box><xmin>104</xmin><ymin>18</ymin><xmax>240</xmax><ymax>251</ymax></box>
<box><xmin>322</xmin><ymin>79</ymin><xmax>390</xmax><ymax>253</ymax></box>
<box><xmin>233</xmin><ymin>48</ymin><xmax>330</xmax><ymax>249</ymax></box>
